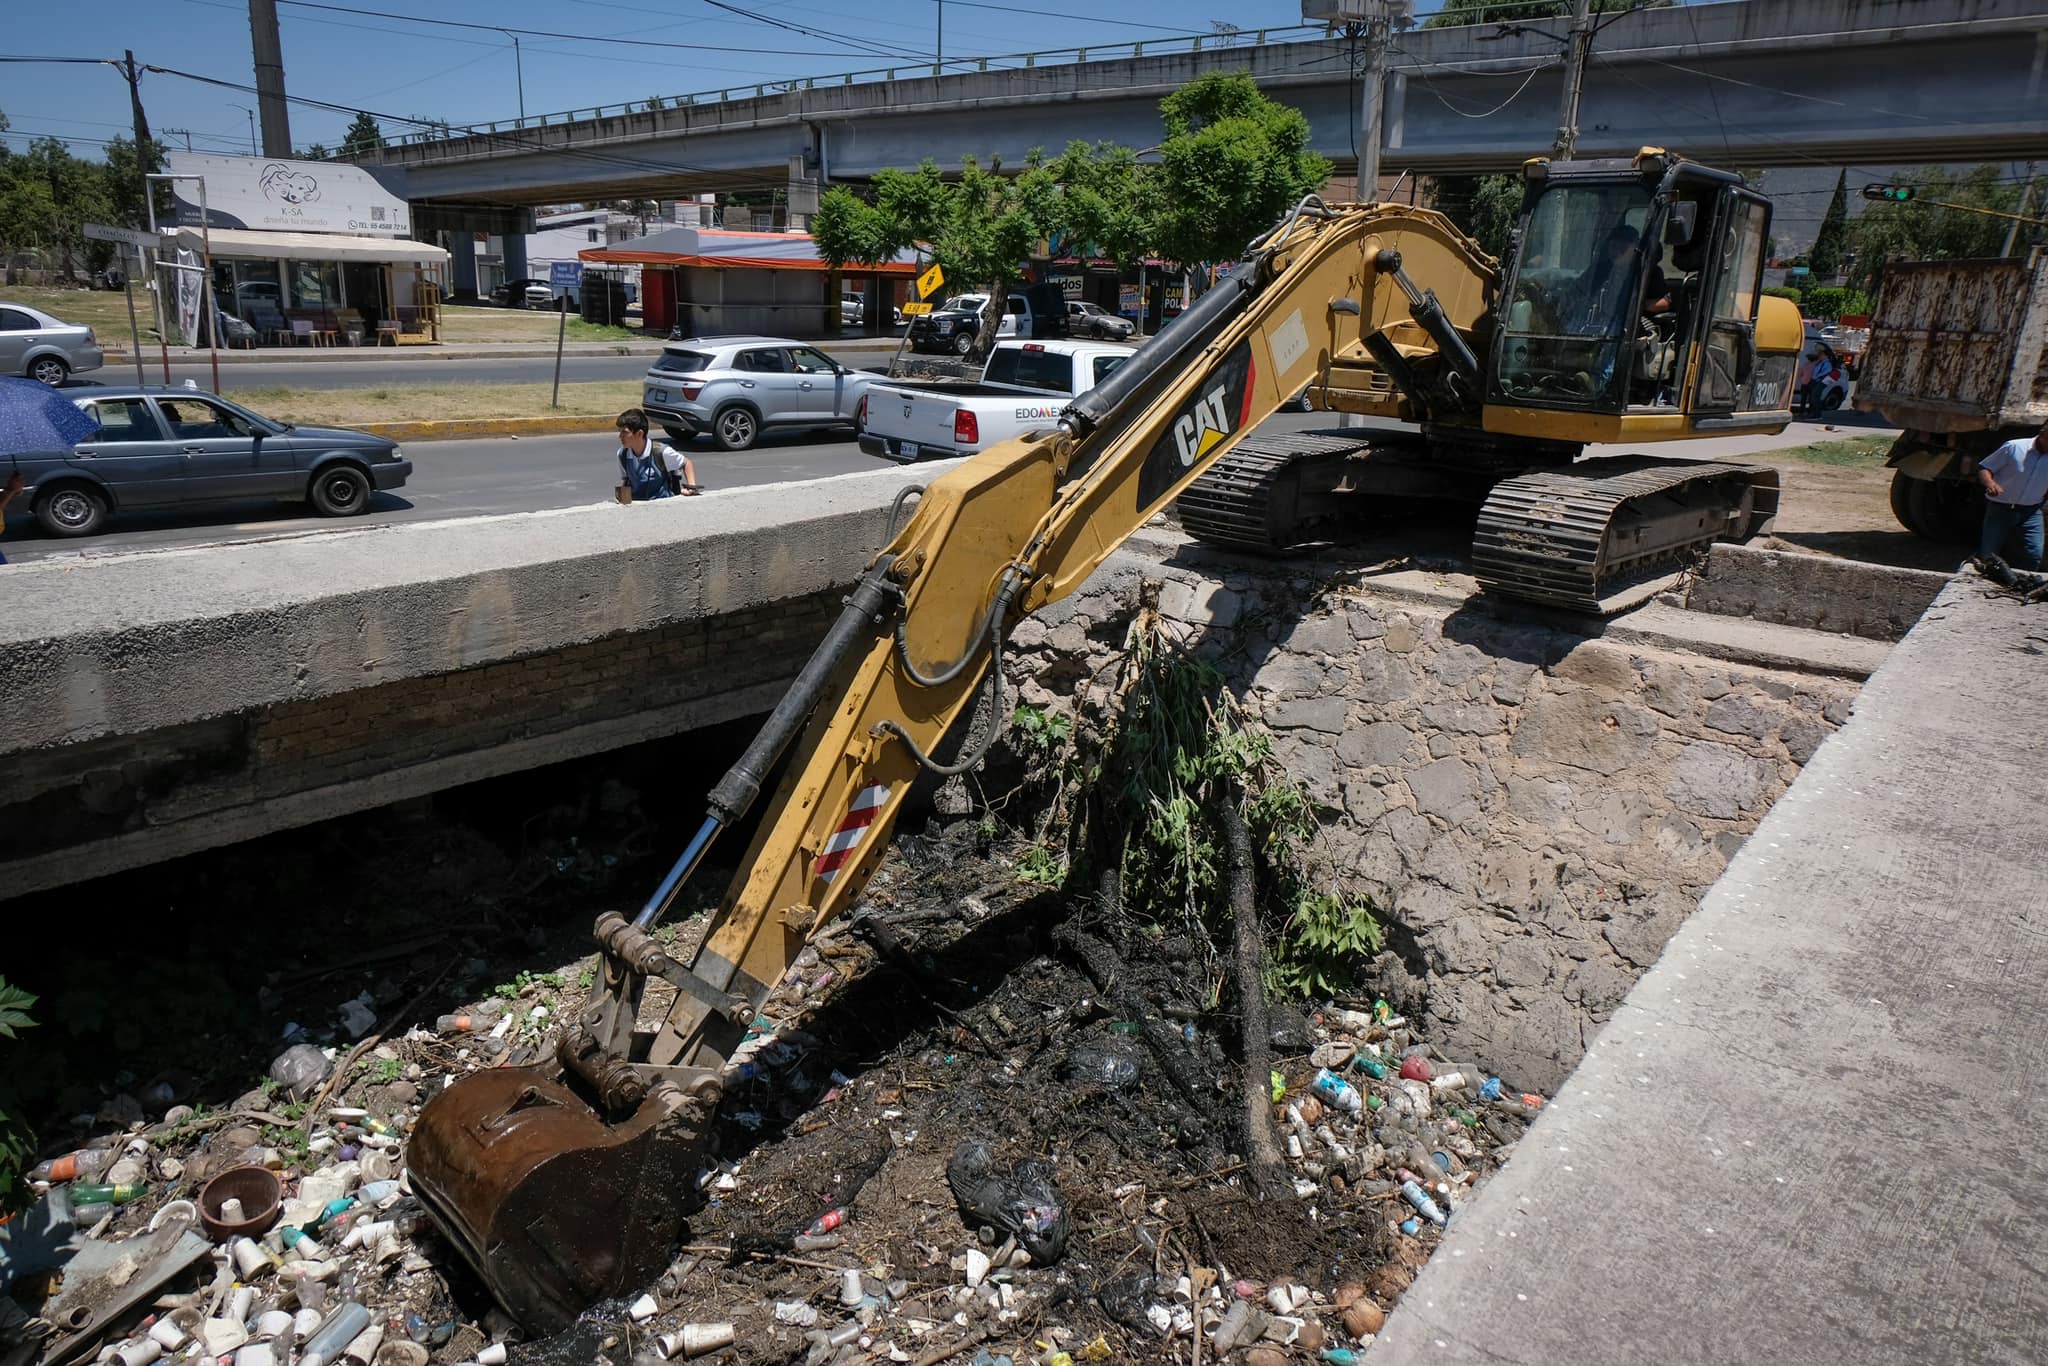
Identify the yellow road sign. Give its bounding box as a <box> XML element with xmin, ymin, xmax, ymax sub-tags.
<box><xmin>901</xmin><ymin>301</ymin><xmax>934</xmax><ymax>316</ymax></box>
<box><xmin>916</xmin><ymin>263</ymin><xmax>945</xmax><ymax>300</ymax></box>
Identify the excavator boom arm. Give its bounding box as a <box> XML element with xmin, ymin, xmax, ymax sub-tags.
<box><xmin>651</xmin><ymin>200</ymin><xmax>1491</xmax><ymax>1068</ymax></box>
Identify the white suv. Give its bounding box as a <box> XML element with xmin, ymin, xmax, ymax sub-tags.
<box><xmin>640</xmin><ymin>336</ymin><xmax>879</xmax><ymax>451</ymax></box>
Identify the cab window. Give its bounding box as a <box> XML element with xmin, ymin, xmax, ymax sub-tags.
<box><xmin>1495</xmin><ymin>181</ymin><xmax>1654</xmax><ymax>408</ymax></box>
<box><xmin>80</xmin><ymin>399</ymin><xmax>164</xmax><ymax>443</ymax></box>
<box><xmin>982</xmin><ymin>347</ymin><xmax>1074</xmax><ymax>394</ymax></box>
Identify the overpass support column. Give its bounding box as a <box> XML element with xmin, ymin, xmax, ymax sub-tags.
<box><xmin>450</xmin><ymin>233</ymin><xmax>479</xmax><ymax>297</ymax></box>
<box><xmin>787</xmin><ymin>153</ymin><xmax>819</xmax><ymax>232</ymax></box>
<box><xmin>503</xmin><ymin>231</ymin><xmax>529</xmax><ymax>286</ymax></box>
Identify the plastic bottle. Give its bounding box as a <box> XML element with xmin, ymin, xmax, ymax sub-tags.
<box><xmin>69</xmin><ymin>1183</ymin><xmax>147</xmax><ymax>1205</ymax></box>
<box><xmin>1310</xmin><ymin>1068</ymin><xmax>1363</xmax><ymax>1116</ymax></box>
<box><xmin>296</xmin><ymin>1303</ymin><xmax>372</xmax><ymax>1366</ymax></box>
<box><xmin>1399</xmin><ymin>1180</ymin><xmax>1448</xmax><ymax>1227</ymax></box>
<box><xmin>1352</xmin><ymin>1054</ymin><xmax>1389</xmax><ymax>1081</ymax></box>
<box><xmin>29</xmin><ymin>1149</ymin><xmax>114</xmax><ymax>1183</ymax></box>
<box><xmin>804</xmin><ymin>1208</ymin><xmax>845</xmax><ymax>1236</ymax></box>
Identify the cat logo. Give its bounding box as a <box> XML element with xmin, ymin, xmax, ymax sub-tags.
<box><xmin>1173</xmin><ymin>384</ymin><xmax>1234</xmax><ymax>466</ymax></box>
<box><xmin>1135</xmin><ymin>339</ymin><xmax>1256</xmax><ymax>511</ymax></box>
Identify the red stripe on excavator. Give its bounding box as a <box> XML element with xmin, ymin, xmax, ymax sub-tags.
<box><xmin>1239</xmin><ymin>356</ymin><xmax>1258</xmax><ymax>427</ymax></box>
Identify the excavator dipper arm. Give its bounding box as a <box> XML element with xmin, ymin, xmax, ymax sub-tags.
<box><xmin>408</xmin><ymin>200</ymin><xmax>1480</xmax><ymax>1330</ymax></box>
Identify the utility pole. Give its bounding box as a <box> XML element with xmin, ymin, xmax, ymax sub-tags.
<box><xmin>121</xmin><ymin>50</ymin><xmax>171</xmax><ymax>376</ymax></box>
<box><xmin>1552</xmin><ymin>0</ymin><xmax>1596</xmax><ymax>161</ymax></box>
<box><xmin>1344</xmin><ymin>2</ymin><xmax>1392</xmax><ymax>201</ymax></box>
<box><xmin>936</xmin><ymin>1</ymin><xmax>944</xmax><ymax>71</ymax></box>
<box><xmin>163</xmin><ymin>128</ymin><xmax>194</xmax><ymax>152</ymax></box>
<box><xmin>231</xmin><ymin>105</ymin><xmax>257</xmax><ymax>155</ymax></box>
<box><xmin>248</xmin><ymin>0</ymin><xmax>293</xmax><ymax>157</ymax></box>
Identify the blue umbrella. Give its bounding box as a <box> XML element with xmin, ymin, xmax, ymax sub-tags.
<box><xmin>0</xmin><ymin>375</ymin><xmax>101</xmax><ymax>463</ymax></box>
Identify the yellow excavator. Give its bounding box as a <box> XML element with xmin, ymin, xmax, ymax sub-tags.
<box><xmin>407</xmin><ymin>148</ymin><xmax>1803</xmax><ymax>1330</ymax></box>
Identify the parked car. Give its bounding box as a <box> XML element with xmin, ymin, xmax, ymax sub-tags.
<box><xmin>859</xmin><ymin>338</ymin><xmax>1137</xmax><ymax>461</ymax></box>
<box><xmin>639</xmin><ymin>336</ymin><xmax>880</xmax><ymax>451</ymax></box>
<box><xmin>1066</xmin><ymin>300</ymin><xmax>1136</xmax><ymax>340</ymax></box>
<box><xmin>908</xmin><ymin>284</ymin><xmax>1070</xmax><ymax>354</ymax></box>
<box><xmin>0</xmin><ymin>301</ymin><xmax>107</xmax><ymax>385</ymax></box>
<box><xmin>13</xmin><ymin>387</ymin><xmax>412</xmax><ymax>537</ymax></box>
<box><xmin>491</xmin><ymin>278</ymin><xmax>555</xmax><ymax>308</ymax></box>
<box><xmin>841</xmin><ymin>294</ymin><xmax>865</xmax><ymax>325</ymax></box>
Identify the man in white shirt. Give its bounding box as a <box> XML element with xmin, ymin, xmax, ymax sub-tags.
<box><xmin>1977</xmin><ymin>424</ymin><xmax>2048</xmax><ymax>569</ymax></box>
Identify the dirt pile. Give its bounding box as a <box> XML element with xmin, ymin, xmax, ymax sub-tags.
<box><xmin>4</xmin><ymin>817</ymin><xmax>1538</xmax><ymax>1366</ymax></box>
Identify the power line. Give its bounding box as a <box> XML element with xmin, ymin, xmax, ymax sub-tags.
<box><xmin>140</xmin><ymin>62</ymin><xmax>813</xmax><ymax>195</ymax></box>
<box><xmin>271</xmin><ymin>0</ymin><xmax>877</xmax><ymax>58</ymax></box>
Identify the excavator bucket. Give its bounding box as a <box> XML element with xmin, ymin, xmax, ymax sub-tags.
<box><xmin>406</xmin><ymin>1061</ymin><xmax>712</xmax><ymax>1333</ymax></box>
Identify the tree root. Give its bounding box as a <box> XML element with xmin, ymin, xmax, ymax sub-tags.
<box><xmin>1218</xmin><ymin>803</ymin><xmax>1290</xmax><ymax>1205</ymax></box>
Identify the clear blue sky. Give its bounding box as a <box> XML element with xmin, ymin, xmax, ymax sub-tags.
<box><xmin>4</xmin><ymin>0</ymin><xmax>1337</xmax><ymax>158</ymax></box>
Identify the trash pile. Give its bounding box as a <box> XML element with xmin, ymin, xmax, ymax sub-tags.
<box><xmin>1</xmin><ymin>816</ymin><xmax>1546</xmax><ymax>1366</ymax></box>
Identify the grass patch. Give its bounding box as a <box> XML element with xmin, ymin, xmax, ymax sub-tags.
<box><xmin>436</xmin><ymin>305</ymin><xmax>642</xmax><ymax>345</ymax></box>
<box><xmin>232</xmin><ymin>380</ymin><xmax>645</xmax><ymax>427</ymax></box>
<box><xmin>2</xmin><ymin>286</ymin><xmax>150</xmax><ymax>339</ymax></box>
<box><xmin>1769</xmin><ymin>435</ymin><xmax>1895</xmax><ymax>468</ymax></box>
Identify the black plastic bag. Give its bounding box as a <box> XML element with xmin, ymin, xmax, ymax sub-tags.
<box><xmin>946</xmin><ymin>1140</ymin><xmax>1071</xmax><ymax>1264</ymax></box>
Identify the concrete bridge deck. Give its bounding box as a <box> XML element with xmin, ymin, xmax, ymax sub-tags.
<box><xmin>1370</xmin><ymin>571</ymin><xmax>2048</xmax><ymax>1364</ymax></box>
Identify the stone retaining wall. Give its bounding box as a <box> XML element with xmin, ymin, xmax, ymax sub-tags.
<box><xmin>1004</xmin><ymin>553</ymin><xmax>1862</xmax><ymax>1093</ymax></box>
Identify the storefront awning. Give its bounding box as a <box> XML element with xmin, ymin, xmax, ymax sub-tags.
<box><xmin>581</xmin><ymin>226</ymin><xmax>918</xmax><ymax>275</ymax></box>
<box><xmin>173</xmin><ymin>228</ymin><xmax>450</xmax><ymax>265</ymax></box>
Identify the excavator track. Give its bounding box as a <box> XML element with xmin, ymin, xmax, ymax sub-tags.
<box><xmin>1472</xmin><ymin>457</ymin><xmax>1779</xmax><ymax>613</ymax></box>
<box><xmin>1175</xmin><ymin>431</ymin><xmax>1400</xmax><ymax>552</ymax></box>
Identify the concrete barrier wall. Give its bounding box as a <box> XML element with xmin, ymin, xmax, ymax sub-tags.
<box><xmin>0</xmin><ymin>469</ymin><xmax>928</xmax><ymax>898</ymax></box>
<box><xmin>1684</xmin><ymin>543</ymin><xmax>1952</xmax><ymax>642</ymax></box>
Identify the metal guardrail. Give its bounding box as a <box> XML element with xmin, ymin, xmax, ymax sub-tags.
<box><xmin>388</xmin><ymin>25</ymin><xmax>1327</xmax><ymax>149</ymax></box>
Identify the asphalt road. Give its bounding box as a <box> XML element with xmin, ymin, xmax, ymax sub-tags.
<box><xmin>87</xmin><ymin>346</ymin><xmax>908</xmax><ymax>394</ymax></box>
<box><xmin>0</xmin><ymin>409</ymin><xmax>1892</xmax><ymax>565</ymax></box>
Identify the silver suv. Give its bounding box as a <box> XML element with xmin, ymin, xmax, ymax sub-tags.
<box><xmin>640</xmin><ymin>336</ymin><xmax>878</xmax><ymax>450</ymax></box>
<box><xmin>0</xmin><ymin>302</ymin><xmax>107</xmax><ymax>385</ymax></box>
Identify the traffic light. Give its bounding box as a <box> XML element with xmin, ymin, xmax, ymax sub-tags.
<box><xmin>1862</xmin><ymin>184</ymin><xmax>1915</xmax><ymax>202</ymax></box>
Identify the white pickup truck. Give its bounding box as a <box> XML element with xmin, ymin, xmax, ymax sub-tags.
<box><xmin>857</xmin><ymin>339</ymin><xmax>1138</xmax><ymax>462</ymax></box>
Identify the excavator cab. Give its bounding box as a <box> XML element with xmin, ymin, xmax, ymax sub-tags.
<box><xmin>1488</xmin><ymin>150</ymin><xmax>1801</xmax><ymax>437</ymax></box>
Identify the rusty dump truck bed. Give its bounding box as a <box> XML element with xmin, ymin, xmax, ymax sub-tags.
<box><xmin>1853</xmin><ymin>249</ymin><xmax>2048</xmax><ymax>434</ymax></box>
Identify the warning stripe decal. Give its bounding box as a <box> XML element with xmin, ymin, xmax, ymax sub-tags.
<box><xmin>814</xmin><ymin>782</ymin><xmax>891</xmax><ymax>880</ymax></box>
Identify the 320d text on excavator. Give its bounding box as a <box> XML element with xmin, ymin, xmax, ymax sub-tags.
<box><xmin>405</xmin><ymin>147</ymin><xmax>1804</xmax><ymax>1332</ymax></box>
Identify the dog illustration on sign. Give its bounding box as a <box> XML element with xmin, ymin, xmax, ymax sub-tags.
<box><xmin>261</xmin><ymin>164</ymin><xmax>321</xmax><ymax>206</ymax></box>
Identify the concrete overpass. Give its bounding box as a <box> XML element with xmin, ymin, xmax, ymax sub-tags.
<box><xmin>367</xmin><ymin>0</ymin><xmax>2048</xmax><ymax>224</ymax></box>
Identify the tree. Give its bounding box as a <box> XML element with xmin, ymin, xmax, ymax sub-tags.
<box><xmin>1151</xmin><ymin>72</ymin><xmax>1330</xmax><ymax>284</ymax></box>
<box><xmin>1427</xmin><ymin>172</ymin><xmax>1523</xmax><ymax>260</ymax></box>
<box><xmin>1846</xmin><ymin>164</ymin><xmax>2034</xmax><ymax>291</ymax></box>
<box><xmin>1424</xmin><ymin>0</ymin><xmax>1664</xmax><ymax>26</ymax></box>
<box><xmin>296</xmin><ymin>143</ymin><xmax>332</xmax><ymax>160</ymax></box>
<box><xmin>1807</xmin><ymin>170</ymin><xmax>1848</xmax><ymax>283</ymax></box>
<box><xmin>0</xmin><ymin>137</ymin><xmax>110</xmax><ymax>281</ymax></box>
<box><xmin>814</xmin><ymin>153</ymin><xmax>1059</xmax><ymax>358</ymax></box>
<box><xmin>340</xmin><ymin>112</ymin><xmax>385</xmax><ymax>158</ymax></box>
<box><xmin>1042</xmin><ymin>141</ymin><xmax>1158</xmax><ymax>271</ymax></box>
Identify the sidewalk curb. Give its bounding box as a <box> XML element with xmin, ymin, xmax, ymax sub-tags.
<box><xmin>363</xmin><ymin>416</ymin><xmax>607</xmax><ymax>441</ymax></box>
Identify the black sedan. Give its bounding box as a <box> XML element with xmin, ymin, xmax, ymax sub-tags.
<box><xmin>14</xmin><ymin>387</ymin><xmax>412</xmax><ymax>537</ymax></box>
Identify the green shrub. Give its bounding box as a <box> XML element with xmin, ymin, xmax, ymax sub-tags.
<box><xmin>1802</xmin><ymin>287</ymin><xmax>1872</xmax><ymax>321</ymax></box>
<box><xmin>0</xmin><ymin>978</ymin><xmax>40</xmax><ymax>1213</ymax></box>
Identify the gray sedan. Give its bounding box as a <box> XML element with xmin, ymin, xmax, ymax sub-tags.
<box><xmin>0</xmin><ymin>301</ymin><xmax>106</xmax><ymax>385</ymax></box>
<box><xmin>14</xmin><ymin>387</ymin><xmax>411</xmax><ymax>538</ymax></box>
